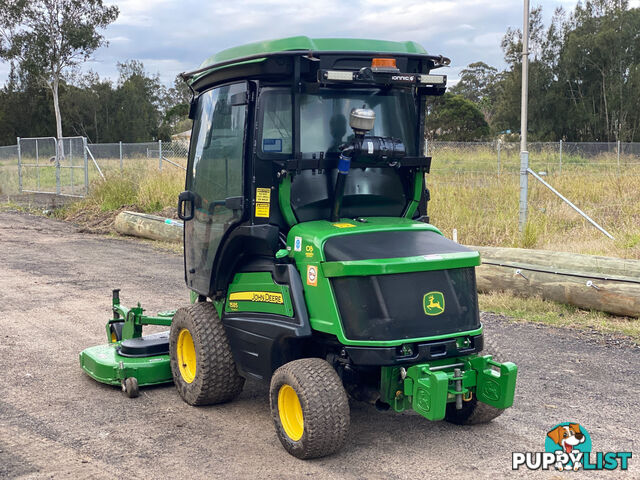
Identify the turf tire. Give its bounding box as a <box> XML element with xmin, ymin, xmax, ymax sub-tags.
<box><xmin>170</xmin><ymin>302</ymin><xmax>244</xmax><ymax>405</ymax></box>
<box><xmin>444</xmin><ymin>336</ymin><xmax>507</xmax><ymax>425</ymax></box>
<box><xmin>270</xmin><ymin>358</ymin><xmax>350</xmax><ymax>459</ymax></box>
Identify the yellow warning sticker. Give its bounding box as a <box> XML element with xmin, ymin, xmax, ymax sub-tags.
<box><xmin>332</xmin><ymin>223</ymin><xmax>356</xmax><ymax>228</ymax></box>
<box><xmin>255</xmin><ymin>203</ymin><xmax>270</xmax><ymax>218</ymax></box>
<box><xmin>256</xmin><ymin>187</ymin><xmax>271</xmax><ymax>203</ymax></box>
<box><xmin>306</xmin><ymin>265</ymin><xmax>318</xmax><ymax>286</ymax></box>
<box><xmin>229</xmin><ymin>291</ymin><xmax>284</xmax><ymax>304</ymax></box>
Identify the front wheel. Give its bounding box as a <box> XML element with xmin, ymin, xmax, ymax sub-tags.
<box><xmin>269</xmin><ymin>358</ymin><xmax>350</xmax><ymax>459</ymax></box>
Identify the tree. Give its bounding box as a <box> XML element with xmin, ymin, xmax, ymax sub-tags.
<box><xmin>0</xmin><ymin>0</ymin><xmax>118</xmax><ymax>151</ymax></box>
<box><xmin>425</xmin><ymin>93</ymin><xmax>490</xmax><ymax>141</ymax></box>
<box><xmin>113</xmin><ymin>60</ymin><xmax>165</xmax><ymax>142</ymax></box>
<box><xmin>450</xmin><ymin>62</ymin><xmax>501</xmax><ymax>124</ymax></box>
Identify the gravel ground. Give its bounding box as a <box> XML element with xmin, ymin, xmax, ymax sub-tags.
<box><xmin>0</xmin><ymin>210</ymin><xmax>638</xmax><ymax>479</ymax></box>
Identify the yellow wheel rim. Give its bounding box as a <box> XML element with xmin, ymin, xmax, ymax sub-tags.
<box><xmin>177</xmin><ymin>328</ymin><xmax>197</xmax><ymax>383</ymax></box>
<box><xmin>110</xmin><ymin>331</ymin><xmax>117</xmax><ymax>343</ymax></box>
<box><xmin>278</xmin><ymin>384</ymin><xmax>304</xmax><ymax>441</ymax></box>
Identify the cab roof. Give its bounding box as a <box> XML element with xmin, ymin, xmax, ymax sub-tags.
<box><xmin>182</xmin><ymin>36</ymin><xmax>451</xmax><ymax>84</ymax></box>
<box><xmin>199</xmin><ymin>36</ymin><xmax>428</xmax><ymax>71</ymax></box>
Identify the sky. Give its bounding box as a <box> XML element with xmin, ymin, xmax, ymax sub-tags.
<box><xmin>1</xmin><ymin>0</ymin><xmax>639</xmax><ymax>87</ymax></box>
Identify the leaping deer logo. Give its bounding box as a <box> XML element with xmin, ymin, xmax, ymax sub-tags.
<box><xmin>423</xmin><ymin>291</ymin><xmax>445</xmax><ymax>315</ymax></box>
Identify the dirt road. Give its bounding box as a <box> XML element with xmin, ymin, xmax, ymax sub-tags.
<box><xmin>0</xmin><ymin>210</ymin><xmax>637</xmax><ymax>479</ymax></box>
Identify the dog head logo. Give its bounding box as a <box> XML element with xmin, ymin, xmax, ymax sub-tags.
<box><xmin>545</xmin><ymin>422</ymin><xmax>592</xmax><ymax>471</ymax></box>
<box><xmin>547</xmin><ymin>423</ymin><xmax>585</xmax><ymax>454</ymax></box>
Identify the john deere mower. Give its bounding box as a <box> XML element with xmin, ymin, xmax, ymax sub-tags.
<box><xmin>80</xmin><ymin>36</ymin><xmax>517</xmax><ymax>459</ymax></box>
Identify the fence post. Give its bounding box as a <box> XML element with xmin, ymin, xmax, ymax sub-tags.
<box><xmin>497</xmin><ymin>140</ymin><xmax>501</xmax><ymax>176</ymax></box>
<box><xmin>55</xmin><ymin>138</ymin><xmax>61</xmax><ymax>195</ymax></box>
<box><xmin>17</xmin><ymin>137</ymin><xmax>22</xmax><ymax>193</ymax></box>
<box><xmin>617</xmin><ymin>140</ymin><xmax>621</xmax><ymax>176</ymax></box>
<box><xmin>519</xmin><ymin>151</ymin><xmax>529</xmax><ymax>233</ymax></box>
<box><xmin>119</xmin><ymin>141</ymin><xmax>123</xmax><ymax>172</ymax></box>
<box><xmin>35</xmin><ymin>138</ymin><xmax>40</xmax><ymax>191</ymax></box>
<box><xmin>83</xmin><ymin>137</ymin><xmax>89</xmax><ymax>196</ymax></box>
<box><xmin>158</xmin><ymin>139</ymin><xmax>162</xmax><ymax>171</ymax></box>
<box><xmin>559</xmin><ymin>139</ymin><xmax>563</xmax><ymax>174</ymax></box>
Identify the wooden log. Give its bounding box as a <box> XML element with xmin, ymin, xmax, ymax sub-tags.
<box><xmin>471</xmin><ymin>246</ymin><xmax>640</xmax><ymax>279</ymax></box>
<box><xmin>114</xmin><ymin>211</ymin><xmax>182</xmax><ymax>244</ymax></box>
<box><xmin>471</xmin><ymin>246</ymin><xmax>640</xmax><ymax>318</ymax></box>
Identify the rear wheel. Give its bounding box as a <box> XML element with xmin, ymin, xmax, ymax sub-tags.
<box><xmin>169</xmin><ymin>302</ymin><xmax>244</xmax><ymax>405</ymax></box>
<box><xmin>269</xmin><ymin>358</ymin><xmax>350</xmax><ymax>459</ymax></box>
<box><xmin>445</xmin><ymin>336</ymin><xmax>506</xmax><ymax>425</ymax></box>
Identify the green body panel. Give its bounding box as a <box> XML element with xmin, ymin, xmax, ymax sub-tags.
<box><xmin>285</xmin><ymin>217</ymin><xmax>481</xmax><ymax>346</ymax></box>
<box><xmin>195</xmin><ymin>36</ymin><xmax>428</xmax><ymax>81</ymax></box>
<box><xmin>79</xmin><ymin>344</ymin><xmax>171</xmax><ymax>387</ymax></box>
<box><xmin>225</xmin><ymin>272</ymin><xmax>294</xmax><ymax>316</ymax></box>
<box><xmin>380</xmin><ymin>355</ymin><xmax>518</xmax><ymax>421</ymax></box>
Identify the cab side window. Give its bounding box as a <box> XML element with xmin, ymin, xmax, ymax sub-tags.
<box><xmin>259</xmin><ymin>89</ymin><xmax>292</xmax><ymax>155</ymax></box>
<box><xmin>188</xmin><ymin>83</ymin><xmax>247</xmax><ymax>204</ymax></box>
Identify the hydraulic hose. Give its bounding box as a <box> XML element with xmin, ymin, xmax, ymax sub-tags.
<box><xmin>330</xmin><ymin>146</ymin><xmax>354</xmax><ymax>222</ymax></box>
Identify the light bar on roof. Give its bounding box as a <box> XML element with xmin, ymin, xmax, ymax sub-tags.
<box><xmin>324</xmin><ymin>70</ymin><xmax>355</xmax><ymax>81</ymax></box>
<box><xmin>419</xmin><ymin>74</ymin><xmax>446</xmax><ymax>85</ymax></box>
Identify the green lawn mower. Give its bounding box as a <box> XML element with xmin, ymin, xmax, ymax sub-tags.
<box><xmin>80</xmin><ymin>36</ymin><xmax>517</xmax><ymax>459</ymax></box>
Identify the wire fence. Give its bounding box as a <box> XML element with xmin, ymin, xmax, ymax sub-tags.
<box><xmin>0</xmin><ymin>139</ymin><xmax>190</xmax><ymax>196</ymax></box>
<box><xmin>2</xmin><ymin>138</ymin><xmax>640</xmax><ymax>193</ymax></box>
<box><xmin>427</xmin><ymin>140</ymin><xmax>640</xmax><ymax>176</ymax></box>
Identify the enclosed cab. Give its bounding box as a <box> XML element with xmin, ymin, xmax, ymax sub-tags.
<box><xmin>173</xmin><ymin>37</ymin><xmax>516</xmax><ymax>459</ymax></box>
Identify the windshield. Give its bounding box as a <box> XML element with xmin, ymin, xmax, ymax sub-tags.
<box><xmin>301</xmin><ymin>89</ymin><xmax>417</xmax><ymax>155</ymax></box>
<box><xmin>259</xmin><ymin>88</ymin><xmax>417</xmax><ymax>156</ymax></box>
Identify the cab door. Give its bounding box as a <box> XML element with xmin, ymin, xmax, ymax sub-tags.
<box><xmin>180</xmin><ymin>82</ymin><xmax>248</xmax><ymax>294</ymax></box>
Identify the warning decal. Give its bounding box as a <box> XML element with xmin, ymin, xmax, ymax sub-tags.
<box><xmin>255</xmin><ymin>203</ymin><xmax>270</xmax><ymax>218</ymax></box>
<box><xmin>306</xmin><ymin>265</ymin><xmax>318</xmax><ymax>286</ymax></box>
<box><xmin>256</xmin><ymin>187</ymin><xmax>271</xmax><ymax>203</ymax></box>
<box><xmin>255</xmin><ymin>187</ymin><xmax>271</xmax><ymax>218</ymax></box>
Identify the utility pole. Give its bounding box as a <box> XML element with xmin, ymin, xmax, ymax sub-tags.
<box><xmin>518</xmin><ymin>0</ymin><xmax>530</xmax><ymax>233</ymax></box>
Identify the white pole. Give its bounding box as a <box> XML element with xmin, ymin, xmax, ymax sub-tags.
<box><xmin>518</xmin><ymin>0</ymin><xmax>530</xmax><ymax>233</ymax></box>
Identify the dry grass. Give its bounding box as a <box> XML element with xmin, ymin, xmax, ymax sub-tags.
<box><xmin>58</xmin><ymin>164</ymin><xmax>183</xmax><ymax>221</ymax></box>
<box><xmin>428</xmin><ymin>169</ymin><xmax>640</xmax><ymax>259</ymax></box>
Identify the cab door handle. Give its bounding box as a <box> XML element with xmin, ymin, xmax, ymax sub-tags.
<box><xmin>178</xmin><ymin>191</ymin><xmax>195</xmax><ymax>221</ymax></box>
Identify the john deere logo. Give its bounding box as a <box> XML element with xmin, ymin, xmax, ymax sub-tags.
<box><xmin>423</xmin><ymin>291</ymin><xmax>445</xmax><ymax>316</ymax></box>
